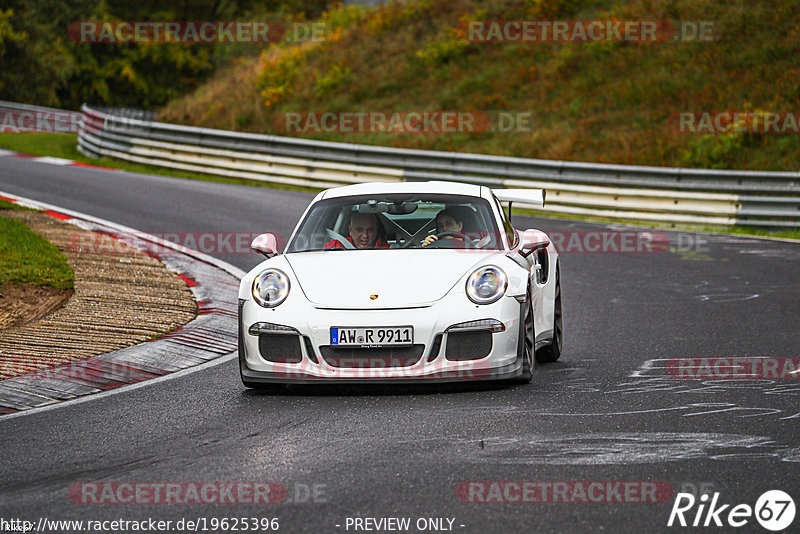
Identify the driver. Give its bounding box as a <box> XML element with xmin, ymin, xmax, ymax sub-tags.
<box><xmin>323</xmin><ymin>212</ymin><xmax>390</xmax><ymax>249</ymax></box>
<box><xmin>421</xmin><ymin>207</ymin><xmax>465</xmax><ymax>247</ymax></box>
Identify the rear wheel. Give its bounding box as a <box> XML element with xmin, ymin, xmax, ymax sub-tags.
<box><xmin>512</xmin><ymin>291</ymin><xmax>535</xmax><ymax>383</ymax></box>
<box><xmin>536</xmin><ymin>264</ymin><xmax>562</xmax><ymax>363</ymax></box>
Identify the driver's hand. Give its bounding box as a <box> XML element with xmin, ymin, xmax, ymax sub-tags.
<box><xmin>421</xmin><ymin>235</ymin><xmax>438</xmax><ymax>247</ymax></box>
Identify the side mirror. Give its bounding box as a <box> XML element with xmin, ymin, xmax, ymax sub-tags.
<box><xmin>251</xmin><ymin>233</ymin><xmax>280</xmax><ymax>258</ymax></box>
<box><xmin>518</xmin><ymin>229</ymin><xmax>550</xmax><ymax>257</ymax></box>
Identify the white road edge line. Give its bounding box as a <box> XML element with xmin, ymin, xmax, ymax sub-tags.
<box><xmin>0</xmin><ymin>353</ymin><xmax>237</xmax><ymax>422</ymax></box>
<box><xmin>0</xmin><ymin>190</ymin><xmax>246</xmax><ymax>421</ymax></box>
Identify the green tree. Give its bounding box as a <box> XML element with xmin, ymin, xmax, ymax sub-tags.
<box><xmin>0</xmin><ymin>0</ymin><xmax>330</xmax><ymax>109</ymax></box>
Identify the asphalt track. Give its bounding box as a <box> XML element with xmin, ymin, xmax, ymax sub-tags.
<box><xmin>1</xmin><ymin>157</ymin><xmax>799</xmax><ymax>533</ymax></box>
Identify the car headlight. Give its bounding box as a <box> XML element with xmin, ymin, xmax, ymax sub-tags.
<box><xmin>465</xmin><ymin>266</ymin><xmax>507</xmax><ymax>305</ymax></box>
<box><xmin>252</xmin><ymin>269</ymin><xmax>290</xmax><ymax>307</ymax></box>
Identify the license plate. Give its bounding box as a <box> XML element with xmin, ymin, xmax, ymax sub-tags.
<box><xmin>330</xmin><ymin>326</ymin><xmax>413</xmax><ymax>347</ymax></box>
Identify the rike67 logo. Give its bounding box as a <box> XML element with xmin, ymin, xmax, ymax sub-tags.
<box><xmin>668</xmin><ymin>490</ymin><xmax>795</xmax><ymax>531</ymax></box>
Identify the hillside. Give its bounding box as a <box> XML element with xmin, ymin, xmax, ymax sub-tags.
<box><xmin>159</xmin><ymin>0</ymin><xmax>800</xmax><ymax>171</ymax></box>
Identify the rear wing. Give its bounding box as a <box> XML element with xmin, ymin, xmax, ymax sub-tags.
<box><xmin>491</xmin><ymin>188</ymin><xmax>546</xmax><ymax>207</ymax></box>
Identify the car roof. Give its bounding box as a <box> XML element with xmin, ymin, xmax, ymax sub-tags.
<box><xmin>319</xmin><ymin>181</ymin><xmax>485</xmax><ymax>200</ymax></box>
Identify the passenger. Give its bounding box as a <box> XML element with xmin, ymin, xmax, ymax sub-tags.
<box><xmin>421</xmin><ymin>207</ymin><xmax>465</xmax><ymax>247</ymax></box>
<box><xmin>323</xmin><ymin>212</ymin><xmax>390</xmax><ymax>249</ymax></box>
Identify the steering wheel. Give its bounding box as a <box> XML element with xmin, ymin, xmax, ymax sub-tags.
<box><xmin>426</xmin><ymin>231</ymin><xmax>477</xmax><ymax>249</ymax></box>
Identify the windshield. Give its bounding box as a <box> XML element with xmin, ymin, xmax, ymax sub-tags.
<box><xmin>286</xmin><ymin>194</ymin><xmax>502</xmax><ymax>252</ymax></box>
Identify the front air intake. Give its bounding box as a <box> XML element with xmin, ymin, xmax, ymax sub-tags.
<box><xmin>445</xmin><ymin>331</ymin><xmax>492</xmax><ymax>361</ymax></box>
<box><xmin>258</xmin><ymin>334</ymin><xmax>303</xmax><ymax>364</ymax></box>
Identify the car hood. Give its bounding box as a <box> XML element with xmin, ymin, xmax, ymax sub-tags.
<box><xmin>285</xmin><ymin>249</ymin><xmax>495</xmax><ymax>308</ymax></box>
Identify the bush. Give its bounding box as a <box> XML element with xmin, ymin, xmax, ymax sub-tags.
<box><xmin>315</xmin><ymin>62</ymin><xmax>352</xmax><ymax>96</ymax></box>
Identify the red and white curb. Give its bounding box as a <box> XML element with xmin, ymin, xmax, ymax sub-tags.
<box><xmin>0</xmin><ymin>148</ymin><xmax>117</xmax><ymax>171</ymax></box>
<box><xmin>0</xmin><ymin>191</ymin><xmax>245</xmax><ymax>417</ymax></box>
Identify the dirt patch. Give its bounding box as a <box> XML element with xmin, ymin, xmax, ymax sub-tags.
<box><xmin>0</xmin><ymin>210</ymin><xmax>197</xmax><ymax>380</ymax></box>
<box><xmin>0</xmin><ymin>283</ymin><xmax>73</xmax><ymax>330</ymax></box>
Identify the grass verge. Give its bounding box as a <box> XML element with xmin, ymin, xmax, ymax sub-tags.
<box><xmin>0</xmin><ymin>210</ymin><xmax>74</xmax><ymax>289</ymax></box>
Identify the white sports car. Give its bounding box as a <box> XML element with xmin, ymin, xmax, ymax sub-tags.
<box><xmin>238</xmin><ymin>181</ymin><xmax>562</xmax><ymax>386</ymax></box>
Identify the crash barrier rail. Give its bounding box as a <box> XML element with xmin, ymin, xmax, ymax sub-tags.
<box><xmin>76</xmin><ymin>104</ymin><xmax>800</xmax><ymax>228</ymax></box>
<box><xmin>0</xmin><ymin>100</ymin><xmax>72</xmax><ymax>114</ymax></box>
<box><xmin>88</xmin><ymin>106</ymin><xmax>156</xmax><ymax>121</ymax></box>
<box><xmin>0</xmin><ymin>101</ymin><xmax>155</xmax><ymax>121</ymax></box>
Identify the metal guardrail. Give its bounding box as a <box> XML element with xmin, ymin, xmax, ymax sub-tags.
<box><xmin>77</xmin><ymin>104</ymin><xmax>800</xmax><ymax>227</ymax></box>
<box><xmin>88</xmin><ymin>107</ymin><xmax>156</xmax><ymax>122</ymax></box>
<box><xmin>0</xmin><ymin>100</ymin><xmax>71</xmax><ymax>114</ymax></box>
<box><xmin>0</xmin><ymin>100</ymin><xmax>84</xmax><ymax>135</ymax></box>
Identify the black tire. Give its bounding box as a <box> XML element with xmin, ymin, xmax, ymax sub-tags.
<box><xmin>536</xmin><ymin>263</ymin><xmax>562</xmax><ymax>363</ymax></box>
<box><xmin>512</xmin><ymin>290</ymin><xmax>535</xmax><ymax>384</ymax></box>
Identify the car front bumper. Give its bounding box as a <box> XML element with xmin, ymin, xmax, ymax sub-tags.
<box><xmin>239</xmin><ymin>292</ymin><xmax>526</xmax><ymax>384</ymax></box>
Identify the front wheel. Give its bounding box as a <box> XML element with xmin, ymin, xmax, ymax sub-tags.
<box><xmin>535</xmin><ymin>263</ymin><xmax>562</xmax><ymax>363</ymax></box>
<box><xmin>512</xmin><ymin>291</ymin><xmax>535</xmax><ymax>383</ymax></box>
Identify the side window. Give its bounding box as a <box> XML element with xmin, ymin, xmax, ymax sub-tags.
<box><xmin>492</xmin><ymin>195</ymin><xmax>516</xmax><ymax>248</ymax></box>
